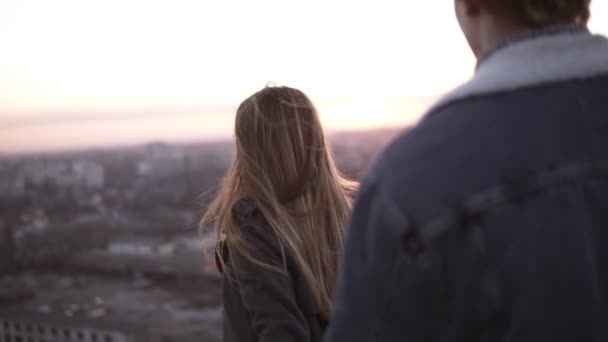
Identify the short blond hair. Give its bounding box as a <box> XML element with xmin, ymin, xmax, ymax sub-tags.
<box><xmin>483</xmin><ymin>0</ymin><xmax>591</xmax><ymax>27</ymax></box>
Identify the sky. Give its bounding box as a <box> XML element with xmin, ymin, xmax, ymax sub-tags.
<box><xmin>1</xmin><ymin>0</ymin><xmax>607</xmax><ymax>154</ymax></box>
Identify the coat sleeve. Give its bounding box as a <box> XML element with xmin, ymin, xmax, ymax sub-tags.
<box><xmin>226</xmin><ymin>215</ymin><xmax>311</xmax><ymax>342</ymax></box>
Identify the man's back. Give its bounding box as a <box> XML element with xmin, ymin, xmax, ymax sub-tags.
<box><xmin>326</xmin><ymin>28</ymin><xmax>608</xmax><ymax>342</ymax></box>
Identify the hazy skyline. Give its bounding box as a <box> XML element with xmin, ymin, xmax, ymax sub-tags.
<box><xmin>2</xmin><ymin>0</ymin><xmax>607</xmax><ymax>153</ymax></box>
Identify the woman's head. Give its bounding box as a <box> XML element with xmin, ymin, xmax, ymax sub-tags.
<box><xmin>202</xmin><ymin>86</ymin><xmax>356</xmax><ymax>319</ymax></box>
<box><xmin>234</xmin><ymin>86</ymin><xmax>330</xmax><ymax>204</ymax></box>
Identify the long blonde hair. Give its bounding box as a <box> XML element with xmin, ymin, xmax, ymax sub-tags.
<box><xmin>201</xmin><ymin>86</ymin><xmax>356</xmax><ymax>319</ymax></box>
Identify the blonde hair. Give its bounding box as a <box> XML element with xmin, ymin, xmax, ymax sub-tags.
<box><xmin>484</xmin><ymin>0</ymin><xmax>591</xmax><ymax>27</ymax></box>
<box><xmin>201</xmin><ymin>86</ymin><xmax>357</xmax><ymax>319</ymax></box>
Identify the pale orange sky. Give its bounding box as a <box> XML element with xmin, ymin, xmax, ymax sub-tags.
<box><xmin>1</xmin><ymin>1</ymin><xmax>607</xmax><ymax>154</ymax></box>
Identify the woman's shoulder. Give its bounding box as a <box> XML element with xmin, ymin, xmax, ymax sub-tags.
<box><xmin>231</xmin><ymin>198</ymin><xmax>258</xmax><ymax>220</ymax></box>
<box><xmin>218</xmin><ymin>198</ymin><xmax>286</xmax><ymax>271</ymax></box>
<box><xmin>231</xmin><ymin>198</ymin><xmax>267</xmax><ymax>232</ymax></box>
<box><xmin>230</xmin><ymin>198</ymin><xmax>276</xmax><ymax>245</ymax></box>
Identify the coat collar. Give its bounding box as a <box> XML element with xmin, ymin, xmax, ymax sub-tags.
<box><xmin>427</xmin><ymin>27</ymin><xmax>608</xmax><ymax>113</ymax></box>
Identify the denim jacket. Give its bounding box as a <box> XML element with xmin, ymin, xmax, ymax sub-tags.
<box><xmin>326</xmin><ymin>27</ymin><xmax>608</xmax><ymax>342</ymax></box>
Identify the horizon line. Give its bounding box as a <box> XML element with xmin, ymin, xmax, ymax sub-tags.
<box><xmin>0</xmin><ymin>106</ymin><xmax>235</xmax><ymax>128</ymax></box>
<box><xmin>0</xmin><ymin>125</ymin><xmax>407</xmax><ymax>158</ymax></box>
<box><xmin>0</xmin><ymin>95</ymin><xmax>438</xmax><ymax>128</ymax></box>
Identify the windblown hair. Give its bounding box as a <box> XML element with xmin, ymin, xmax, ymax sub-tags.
<box><xmin>483</xmin><ymin>0</ymin><xmax>591</xmax><ymax>27</ymax></box>
<box><xmin>201</xmin><ymin>86</ymin><xmax>357</xmax><ymax>319</ymax></box>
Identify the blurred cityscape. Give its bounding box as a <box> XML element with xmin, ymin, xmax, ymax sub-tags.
<box><xmin>0</xmin><ymin>128</ymin><xmax>401</xmax><ymax>342</ymax></box>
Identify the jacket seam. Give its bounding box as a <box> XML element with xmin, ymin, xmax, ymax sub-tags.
<box><xmin>416</xmin><ymin>160</ymin><xmax>608</xmax><ymax>246</ymax></box>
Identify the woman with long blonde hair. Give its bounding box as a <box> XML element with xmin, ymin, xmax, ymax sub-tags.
<box><xmin>201</xmin><ymin>86</ymin><xmax>356</xmax><ymax>342</ymax></box>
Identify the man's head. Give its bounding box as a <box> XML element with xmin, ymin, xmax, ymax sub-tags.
<box><xmin>455</xmin><ymin>0</ymin><xmax>591</xmax><ymax>57</ymax></box>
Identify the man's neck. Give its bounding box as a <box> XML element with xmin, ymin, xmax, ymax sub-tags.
<box><xmin>475</xmin><ymin>21</ymin><xmax>587</xmax><ymax>64</ymax></box>
<box><xmin>475</xmin><ymin>16</ymin><xmax>528</xmax><ymax>60</ymax></box>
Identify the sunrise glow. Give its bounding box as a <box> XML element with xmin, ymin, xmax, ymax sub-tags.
<box><xmin>1</xmin><ymin>0</ymin><xmax>607</xmax><ymax>153</ymax></box>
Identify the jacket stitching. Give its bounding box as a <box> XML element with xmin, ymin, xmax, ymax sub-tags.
<box><xmin>417</xmin><ymin>161</ymin><xmax>608</xmax><ymax>246</ymax></box>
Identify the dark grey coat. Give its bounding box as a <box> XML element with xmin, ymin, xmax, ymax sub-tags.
<box><xmin>219</xmin><ymin>200</ymin><xmax>326</xmax><ymax>342</ymax></box>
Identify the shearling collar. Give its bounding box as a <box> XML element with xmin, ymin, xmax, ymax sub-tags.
<box><xmin>428</xmin><ymin>27</ymin><xmax>608</xmax><ymax>113</ymax></box>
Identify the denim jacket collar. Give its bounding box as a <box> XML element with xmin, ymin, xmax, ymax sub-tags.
<box><xmin>427</xmin><ymin>26</ymin><xmax>608</xmax><ymax>113</ymax></box>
